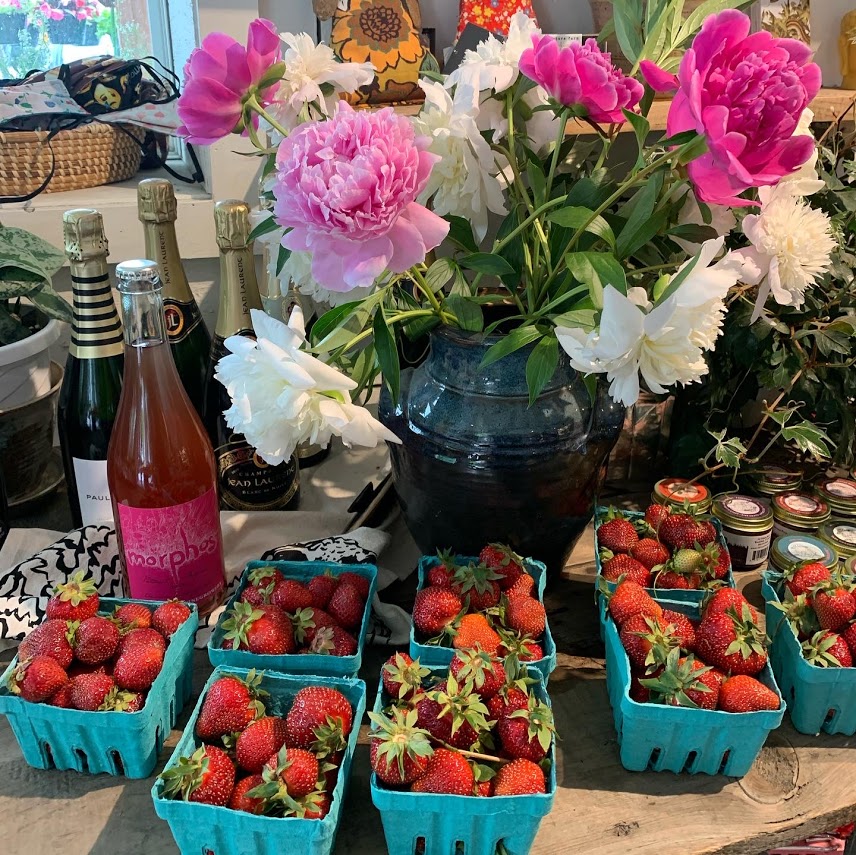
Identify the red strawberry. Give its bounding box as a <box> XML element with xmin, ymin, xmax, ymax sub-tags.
<box><xmin>695</xmin><ymin>605</ymin><xmax>768</xmax><ymax>676</ymax></box>
<box><xmin>629</xmin><ymin>669</ymin><xmax>651</xmax><ymax>703</ymax></box>
<box><xmin>291</xmin><ymin>607</ymin><xmax>338</xmax><ymax>646</ymax></box>
<box><xmin>486</xmin><ymin>687</ymin><xmax>528</xmax><ymax>721</ymax></box>
<box><xmin>703</xmin><ymin>589</ymin><xmax>758</xmax><ymax>623</ymax></box>
<box><xmin>160</xmin><ymin>744</ymin><xmax>235</xmax><ymax>806</ymax></box>
<box><xmin>619</xmin><ymin>614</ymin><xmax>678</xmax><ymax>672</ymax></box>
<box><xmin>381</xmin><ymin>652</ymin><xmax>429</xmax><ymax>701</ymax></box>
<box><xmin>772</xmin><ymin>590</ymin><xmax>820</xmax><ymax>640</ymax></box>
<box><xmin>327</xmin><ymin>582</ymin><xmax>365</xmax><ymax>631</ymax></box>
<box><xmin>653</xmin><ymin>570</ymin><xmax>691</xmax><ymax>590</ymax></box>
<box><xmin>802</xmin><ymin>630</ymin><xmax>854</xmax><ymax>668</ymax></box>
<box><xmin>46</xmin><ymin>571</ymin><xmax>99</xmax><ymax>622</ymax></box>
<box><xmin>451</xmin><ymin>563</ymin><xmax>502</xmax><ymax>611</ymax></box>
<box><xmin>597</xmin><ymin>514</ymin><xmax>639</xmax><ymax>554</ymax></box>
<box><xmin>338</xmin><ymin>572</ymin><xmax>371</xmax><ymax>601</ymax></box>
<box><xmin>497</xmin><ymin>694</ymin><xmax>555</xmax><ymax>762</ymax></box>
<box><xmin>261</xmin><ymin>746</ymin><xmax>319</xmax><ymax>799</ymax></box>
<box><xmin>662</xmin><ymin>609</ymin><xmax>696</xmax><ymax>652</ymax></box>
<box><xmin>236</xmin><ymin>716</ymin><xmax>288</xmax><ymax>773</ymax></box>
<box><xmin>67</xmin><ymin>661</ymin><xmax>110</xmax><ymax>679</ymax></box>
<box><xmin>644</xmin><ymin>503</ymin><xmax>670</xmax><ymax>532</ymax></box>
<box><xmin>450</xmin><ymin>648</ymin><xmax>506</xmax><ymax>700</ymax></box>
<box><xmin>118</xmin><ymin>627</ymin><xmax>166</xmax><ymax>655</ymax></box>
<box><xmin>151</xmin><ymin>600</ymin><xmax>192</xmax><ymax>639</ymax></box>
<box><xmin>228</xmin><ymin>774</ymin><xmax>265</xmax><ymax>814</ymax></box>
<box><xmin>369</xmin><ymin>707</ymin><xmax>434</xmax><ymax>785</ymax></box>
<box><xmin>493</xmin><ymin>758</ymin><xmax>546</xmax><ymax>795</ymax></box>
<box><xmin>605</xmin><ymin>580</ymin><xmax>663</xmax><ymax>628</ymax></box>
<box><xmin>70</xmin><ymin>671</ymin><xmax>115</xmax><ymax>711</ymax></box>
<box><xmin>814</xmin><ymin>585</ymin><xmax>856</xmax><ymax>632</ymax></box>
<box><xmin>413</xmin><ymin>587</ymin><xmax>463</xmax><ymax>636</ymax></box>
<box><xmin>695</xmin><ymin>520</ymin><xmax>717</xmax><ymax>547</ymax></box>
<box><xmin>658</xmin><ymin>514</ymin><xmax>695</xmax><ymax>550</ymax></box>
<box><xmin>640</xmin><ymin>650</ymin><xmax>723</xmax><ymax>710</ymax></box>
<box><xmin>784</xmin><ymin>562</ymin><xmax>832</xmax><ymax>599</ymax></box>
<box><xmin>112</xmin><ymin>603</ymin><xmax>152</xmax><ymax>631</ymax></box>
<box><xmin>196</xmin><ymin>672</ymin><xmax>267</xmax><ymax>741</ymax></box>
<box><xmin>298</xmin><ymin>791</ymin><xmax>331</xmax><ymax>820</ymax></box>
<box><xmin>417</xmin><ymin>674</ymin><xmax>490</xmax><ymax>750</ymax></box>
<box><xmin>286</xmin><ymin>686</ymin><xmax>353</xmax><ymax>751</ymax></box>
<box><xmin>270</xmin><ymin>579</ymin><xmax>314</xmax><ymax>613</ymax></box>
<box><xmin>712</xmin><ymin>547</ymin><xmax>731</xmax><ymax>580</ymax></box>
<box><xmin>629</xmin><ymin>539</ymin><xmax>670</xmax><ymax>571</ymax></box>
<box><xmin>718</xmin><ymin>675</ymin><xmax>780</xmax><ymax>712</ymax></box>
<box><xmin>428</xmin><ymin>565</ymin><xmax>453</xmax><ymax>588</ymax></box>
<box><xmin>19</xmin><ymin>619</ymin><xmax>74</xmax><ymax>668</ymax></box>
<box><xmin>309</xmin><ymin>625</ymin><xmax>357</xmax><ymax>656</ymax></box>
<box><xmin>843</xmin><ymin>622</ymin><xmax>856</xmax><ymax>659</ymax></box>
<box><xmin>453</xmin><ymin>614</ymin><xmax>501</xmax><ymax>654</ymax></box>
<box><xmin>478</xmin><ymin>544</ymin><xmax>526</xmax><ymax>591</ymax></box>
<box><xmin>9</xmin><ymin>655</ymin><xmax>68</xmax><ymax>703</ymax></box>
<box><xmin>410</xmin><ymin>748</ymin><xmax>474</xmax><ymax>795</ymax></box>
<box><xmin>73</xmin><ymin>615</ymin><xmax>120</xmax><ymax>665</ymax></box>
<box><xmin>307</xmin><ymin>574</ymin><xmax>339</xmax><ymax>609</ymax></box>
<box><xmin>112</xmin><ymin>690</ymin><xmax>145</xmax><ymax>712</ymax></box>
<box><xmin>506</xmin><ymin>573</ymin><xmax>536</xmax><ymax>600</ymax></box>
<box><xmin>114</xmin><ymin>643</ymin><xmax>164</xmax><ymax>692</ymax></box>
<box><xmin>47</xmin><ymin>681</ymin><xmax>74</xmax><ymax>708</ymax></box>
<box><xmin>241</xmin><ymin>566</ymin><xmax>282</xmax><ymax>606</ymax></box>
<box><xmin>474</xmin><ymin>778</ymin><xmax>494</xmax><ymax>797</ymax></box>
<box><xmin>602</xmin><ymin>553</ymin><xmax>652</xmax><ymax>587</ymax></box>
<box><xmin>505</xmin><ymin>597</ymin><xmax>546</xmax><ymax>637</ymax></box>
<box><xmin>221</xmin><ymin>602</ymin><xmax>295</xmax><ymax>655</ymax></box>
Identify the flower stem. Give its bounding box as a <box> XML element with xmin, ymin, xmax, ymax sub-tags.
<box><xmin>244</xmin><ymin>93</ymin><xmax>290</xmax><ymax>140</ymax></box>
<box><xmin>545</xmin><ymin>107</ymin><xmax>572</xmax><ymax>200</ymax></box>
<box><xmin>410</xmin><ymin>267</ymin><xmax>444</xmax><ymax>315</ymax></box>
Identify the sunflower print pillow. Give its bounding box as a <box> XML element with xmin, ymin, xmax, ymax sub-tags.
<box><xmin>455</xmin><ymin>0</ymin><xmax>539</xmax><ymax>40</ymax></box>
<box><xmin>331</xmin><ymin>0</ymin><xmax>435</xmax><ymax>105</ymax></box>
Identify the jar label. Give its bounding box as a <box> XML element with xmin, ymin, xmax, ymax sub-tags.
<box><xmin>660</xmin><ymin>480</ymin><xmax>707</xmax><ymax>503</ymax></box>
<box><xmin>217</xmin><ymin>441</ymin><xmax>299</xmax><ymax>511</ymax></box>
<box><xmin>786</xmin><ymin>541</ymin><xmax>826</xmax><ymax>561</ymax></box>
<box><xmin>723</xmin><ymin>529</ymin><xmax>772</xmax><ymax>567</ymax></box>
<box><xmin>116</xmin><ymin>487</ymin><xmax>225</xmax><ymax>605</ymax></box>
<box><xmin>825</xmin><ymin>479</ymin><xmax>856</xmax><ymax>499</ymax></box>
<box><xmin>833</xmin><ymin>525</ymin><xmax>856</xmax><ymax>546</ymax></box>
<box><xmin>779</xmin><ymin>494</ymin><xmax>821</xmax><ymax>514</ymax></box>
<box><xmin>72</xmin><ymin>457</ymin><xmax>113</xmax><ymax>526</ymax></box>
<box><xmin>721</xmin><ymin>496</ymin><xmax>767</xmax><ymax>519</ymax></box>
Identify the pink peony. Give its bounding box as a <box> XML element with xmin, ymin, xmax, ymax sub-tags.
<box><xmin>177</xmin><ymin>18</ymin><xmax>281</xmax><ymax>145</ymax></box>
<box><xmin>272</xmin><ymin>102</ymin><xmax>449</xmax><ymax>291</ymax></box>
<box><xmin>641</xmin><ymin>11</ymin><xmax>821</xmax><ymax>206</ymax></box>
<box><xmin>519</xmin><ymin>36</ymin><xmax>643</xmax><ymax>123</ymax></box>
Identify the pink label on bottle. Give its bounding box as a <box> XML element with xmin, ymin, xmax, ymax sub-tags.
<box><xmin>116</xmin><ymin>487</ymin><xmax>225</xmax><ymax>605</ymax></box>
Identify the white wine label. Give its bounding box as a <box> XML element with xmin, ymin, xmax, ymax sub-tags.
<box><xmin>72</xmin><ymin>458</ymin><xmax>113</xmax><ymax>525</ymax></box>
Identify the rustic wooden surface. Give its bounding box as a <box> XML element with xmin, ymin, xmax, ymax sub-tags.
<box><xmin>1</xmin><ymin>519</ymin><xmax>856</xmax><ymax>855</ymax></box>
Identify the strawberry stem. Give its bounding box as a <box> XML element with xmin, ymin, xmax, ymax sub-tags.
<box><xmin>430</xmin><ymin>739</ymin><xmax>508</xmax><ymax>765</ymax></box>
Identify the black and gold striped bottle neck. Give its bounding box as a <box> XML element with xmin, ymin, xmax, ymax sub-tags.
<box><xmin>68</xmin><ymin>257</ymin><xmax>124</xmax><ymax>359</ymax></box>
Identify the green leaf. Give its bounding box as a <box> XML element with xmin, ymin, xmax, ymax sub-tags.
<box><xmin>712</xmin><ymin>433</ymin><xmax>747</xmax><ymax>469</ymax></box>
<box><xmin>275</xmin><ymin>244</ymin><xmax>291</xmax><ymax>277</ymax></box>
<box><xmin>450</xmin><ymin>268</ymin><xmax>470</xmax><ymax>296</ymax></box>
<box><xmin>444</xmin><ymin>294</ymin><xmax>484</xmax><ymax>332</ymax></box>
<box><xmin>676</xmin><ymin>0</ymin><xmax>757</xmax><ymax>49</ymax></box>
<box><xmin>676</xmin><ymin>134</ymin><xmax>709</xmax><ymax>165</ymax></box>
<box><xmin>615</xmin><ymin>177</ymin><xmax>661</xmax><ymax>259</ymax></box>
<box><xmin>28</xmin><ymin>287</ymin><xmax>73</xmax><ymax>323</ymax></box>
<box><xmin>479</xmin><ymin>325</ymin><xmax>542</xmax><ymax>369</ymax></box>
<box><xmin>612</xmin><ymin>0</ymin><xmax>645</xmax><ymax>62</ymax></box>
<box><xmin>583</xmin><ymin>373</ymin><xmax>599</xmax><ymax>404</ymax></box>
<box><xmin>548</xmin><ymin>207</ymin><xmax>615</xmax><ymax>248</ymax></box>
<box><xmin>423</xmin><ymin>257</ymin><xmax>457</xmax><ymax>293</ymax></box>
<box><xmin>525</xmin><ymin>335</ymin><xmax>559</xmax><ymax>406</ymax></box>
<box><xmin>526</xmin><ymin>160</ymin><xmax>547</xmax><ymax>207</ymax></box>
<box><xmin>0</xmin><ymin>225</ymin><xmax>65</xmax><ymax>280</ymax></box>
<box><xmin>781</xmin><ymin>421</ymin><xmax>832</xmax><ymax>462</ymax></box>
<box><xmin>659</xmin><ymin>130</ymin><xmax>701</xmax><ymax>148</ymax></box>
<box><xmin>445</xmin><ymin>216</ymin><xmax>479</xmax><ymax>253</ymax></box>
<box><xmin>666</xmin><ymin>223</ymin><xmax>719</xmax><ymax>244</ymax></box>
<box><xmin>247</xmin><ymin>215</ymin><xmax>280</xmax><ymax>243</ymax></box>
<box><xmin>459</xmin><ymin>253</ymin><xmax>517</xmax><ymax>278</ymax></box>
<box><xmin>566</xmin><ymin>251</ymin><xmax>627</xmax><ymax>307</ymax></box>
<box><xmin>0</xmin><ymin>303</ymin><xmax>29</xmax><ymax>345</ymax></box>
<box><xmin>310</xmin><ymin>300</ymin><xmax>365</xmax><ymax>345</ymax></box>
<box><xmin>403</xmin><ymin>313</ymin><xmax>441</xmax><ymax>341</ymax></box>
<box><xmin>373</xmin><ymin>309</ymin><xmax>400</xmax><ymax>403</ymax></box>
<box><xmin>622</xmin><ymin>108</ymin><xmax>650</xmax><ymax>170</ymax></box>
<box><xmin>552</xmin><ymin>308</ymin><xmax>597</xmax><ymax>331</ymax></box>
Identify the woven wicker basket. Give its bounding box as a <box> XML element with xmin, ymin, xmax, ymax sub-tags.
<box><xmin>0</xmin><ymin>121</ymin><xmax>143</xmax><ymax>199</ymax></box>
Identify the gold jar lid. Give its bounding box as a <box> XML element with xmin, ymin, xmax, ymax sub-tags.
<box><xmin>845</xmin><ymin>555</ymin><xmax>856</xmax><ymax>576</ymax></box>
<box><xmin>818</xmin><ymin>519</ymin><xmax>856</xmax><ymax>560</ymax></box>
<box><xmin>814</xmin><ymin>478</ymin><xmax>856</xmax><ymax>516</ymax></box>
<box><xmin>770</xmin><ymin>534</ymin><xmax>838</xmax><ymax>571</ymax></box>
<box><xmin>750</xmin><ymin>466</ymin><xmax>803</xmax><ymax>497</ymax></box>
<box><xmin>214</xmin><ymin>199</ymin><xmax>252</xmax><ymax>249</ymax></box>
<box><xmin>137</xmin><ymin>178</ymin><xmax>177</xmax><ymax>223</ymax></box>
<box><xmin>712</xmin><ymin>494</ymin><xmax>774</xmax><ymax>532</ymax></box>
<box><xmin>652</xmin><ymin>478</ymin><xmax>712</xmax><ymax>514</ymax></box>
<box><xmin>63</xmin><ymin>208</ymin><xmax>108</xmax><ymax>261</ymax></box>
<box><xmin>772</xmin><ymin>492</ymin><xmax>830</xmax><ymax>528</ymax></box>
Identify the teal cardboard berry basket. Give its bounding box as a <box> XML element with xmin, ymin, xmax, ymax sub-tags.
<box><xmin>594</xmin><ymin>506</ymin><xmax>736</xmax><ymax>605</ymax></box>
<box><xmin>763</xmin><ymin>571</ymin><xmax>856</xmax><ymax>736</ymax></box>
<box><xmin>0</xmin><ymin>597</ymin><xmax>197</xmax><ymax>778</ymax></box>
<box><xmin>208</xmin><ymin>560</ymin><xmax>378</xmax><ymax>678</ymax></box>
<box><xmin>152</xmin><ymin>666</ymin><xmax>367</xmax><ymax>855</ymax></box>
<box><xmin>601</xmin><ymin>596</ymin><xmax>784</xmax><ymax>775</ymax></box>
<box><xmin>409</xmin><ymin>554</ymin><xmax>557</xmax><ymax>679</ymax></box>
<box><xmin>370</xmin><ymin>663</ymin><xmax>555</xmax><ymax>855</ymax></box>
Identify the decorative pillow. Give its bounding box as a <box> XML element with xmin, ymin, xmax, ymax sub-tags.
<box><xmin>330</xmin><ymin>0</ymin><xmax>436</xmax><ymax>104</ymax></box>
<box><xmin>455</xmin><ymin>0</ymin><xmax>539</xmax><ymax>40</ymax></box>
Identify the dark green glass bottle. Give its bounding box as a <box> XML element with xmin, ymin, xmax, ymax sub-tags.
<box><xmin>58</xmin><ymin>208</ymin><xmax>124</xmax><ymax>528</ymax></box>
<box><xmin>137</xmin><ymin>178</ymin><xmax>211</xmax><ymax>416</ymax></box>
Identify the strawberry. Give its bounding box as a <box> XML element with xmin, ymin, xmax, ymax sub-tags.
<box><xmin>73</xmin><ymin>615</ymin><xmax>120</xmax><ymax>664</ymax></box>
<box><xmin>802</xmin><ymin>630</ymin><xmax>854</xmax><ymax>668</ymax></box>
<box><xmin>118</xmin><ymin>627</ymin><xmax>166</xmax><ymax>655</ymax></box>
<box><xmin>221</xmin><ymin>602</ymin><xmax>295</xmax><ymax>655</ymax></box>
<box><xmin>670</xmin><ymin>549</ymin><xmax>704</xmax><ymax>576</ymax></box>
<box><xmin>506</xmin><ymin>573</ymin><xmax>536</xmax><ymax>600</ymax></box>
<box><xmin>47</xmin><ymin>681</ymin><xmax>74</xmax><ymax>708</ymax></box>
<box><xmin>338</xmin><ymin>571</ymin><xmax>371</xmax><ymax>601</ymax></box>
<box><xmin>597</xmin><ymin>512</ymin><xmax>639</xmax><ymax>554</ymax></box>
<box><xmin>769</xmin><ymin>589</ymin><xmax>819</xmax><ymax>639</ymax></box>
<box><xmin>604</xmin><ymin>580</ymin><xmax>663</xmax><ymax>627</ymax></box>
<box><xmin>160</xmin><ymin>745</ymin><xmax>236</xmax><ymax>806</ymax></box>
<box><xmin>474</xmin><ymin>778</ymin><xmax>494</xmax><ymax>797</ymax></box>
<box><xmin>235</xmin><ymin>716</ymin><xmax>288</xmax><ymax>773</ymax></box>
<box><xmin>451</xmin><ymin>563</ymin><xmax>502</xmax><ymax>611</ymax></box>
<box><xmin>291</xmin><ymin>608</ymin><xmax>338</xmax><ymax>646</ymax></box>
<box><xmin>695</xmin><ymin>520</ymin><xmax>718</xmax><ymax>547</ymax></box>
<box><xmin>196</xmin><ymin>672</ymin><xmax>267</xmax><ymax>740</ymax></box>
<box><xmin>629</xmin><ymin>670</ymin><xmax>651</xmax><ymax>703</ymax></box>
<box><xmin>307</xmin><ymin>573</ymin><xmax>339</xmax><ymax>609</ymax></box>
<box><xmin>453</xmin><ymin>614</ymin><xmax>501</xmax><ymax>655</ymax></box>
<box><xmin>70</xmin><ymin>671</ymin><xmax>116</xmax><ymax>711</ymax></box>
<box><xmin>497</xmin><ymin>694</ymin><xmax>555</xmax><ymax>762</ymax></box>
<box><xmin>644</xmin><ymin>503</ymin><xmax>670</xmax><ymax>532</ymax></box>
<box><xmin>717</xmin><ymin>675</ymin><xmax>780</xmax><ymax>713</ymax></box>
<box><xmin>629</xmin><ymin>539</ymin><xmax>670</xmax><ymax>571</ymax></box>
<box><xmin>151</xmin><ymin>600</ymin><xmax>192</xmax><ymax>639</ymax></box>
<box><xmin>114</xmin><ymin>642</ymin><xmax>164</xmax><ymax>691</ymax></box>
<box><xmin>112</xmin><ymin>603</ymin><xmax>152</xmax><ymax>631</ymax></box>
<box><xmin>327</xmin><ymin>582</ymin><xmax>365</xmax><ymax>631</ymax></box>
<box><xmin>9</xmin><ymin>655</ymin><xmax>68</xmax><ymax>703</ymax></box>
<box><xmin>702</xmin><ymin>588</ymin><xmax>759</xmax><ymax>623</ymax></box>
<box><xmin>843</xmin><ymin>622</ymin><xmax>856</xmax><ymax>659</ymax></box>
<box><xmin>286</xmin><ymin>686</ymin><xmax>353</xmax><ymax>751</ymax></box>
<box><xmin>369</xmin><ymin>707</ymin><xmax>434</xmax><ymax>785</ymax></box>
<box><xmin>695</xmin><ymin>604</ymin><xmax>768</xmax><ymax>676</ymax></box>
<box><xmin>110</xmin><ymin>690</ymin><xmax>145</xmax><ymax>712</ymax></box>
<box><xmin>814</xmin><ymin>584</ymin><xmax>856</xmax><ymax>632</ymax></box>
<box><xmin>67</xmin><ymin>661</ymin><xmax>109</xmax><ymax>679</ymax></box>
<box><xmin>381</xmin><ymin>652</ymin><xmax>429</xmax><ymax>701</ymax></box>
<box><xmin>417</xmin><ymin>675</ymin><xmax>490</xmax><ymax>750</ymax></box>
<box><xmin>270</xmin><ymin>579</ymin><xmax>314</xmax><ymax>613</ymax></box>
<box><xmin>784</xmin><ymin>562</ymin><xmax>832</xmax><ymax>599</ymax></box>
<box><xmin>658</xmin><ymin>514</ymin><xmax>696</xmax><ymax>550</ymax></box>
<box><xmin>619</xmin><ymin>614</ymin><xmax>679</xmax><ymax>672</ymax></box>
<box><xmin>478</xmin><ymin>543</ymin><xmax>526</xmax><ymax>591</ymax></box>
<box><xmin>241</xmin><ymin>566</ymin><xmax>282</xmax><ymax>606</ymax></box>
<box><xmin>653</xmin><ymin>570</ymin><xmax>692</xmax><ymax>590</ymax></box>
<box><xmin>46</xmin><ymin>571</ymin><xmax>99</xmax><ymax>622</ymax></box>
<box><xmin>712</xmin><ymin>546</ymin><xmax>731</xmax><ymax>580</ymax></box>
<box><xmin>228</xmin><ymin>774</ymin><xmax>265</xmax><ymax>814</ymax></box>
<box><xmin>427</xmin><ymin>565</ymin><xmax>454</xmax><ymax>588</ymax></box>
<box><xmin>309</xmin><ymin>625</ymin><xmax>357</xmax><ymax>657</ymax></box>
<box><xmin>486</xmin><ymin>687</ymin><xmax>528</xmax><ymax>721</ymax></box>
<box><xmin>662</xmin><ymin>609</ymin><xmax>696</xmax><ymax>652</ymax></box>
<box><xmin>260</xmin><ymin>746</ymin><xmax>319</xmax><ymax>799</ymax></box>
<box><xmin>450</xmin><ymin>648</ymin><xmax>506</xmax><ymax>700</ymax></box>
<box><xmin>296</xmin><ymin>791</ymin><xmax>331</xmax><ymax>820</ymax></box>
<box><xmin>505</xmin><ymin>597</ymin><xmax>546</xmax><ymax>638</ymax></box>
<box><xmin>19</xmin><ymin>619</ymin><xmax>74</xmax><ymax>668</ymax></box>
<box><xmin>410</xmin><ymin>748</ymin><xmax>474</xmax><ymax>795</ymax></box>
<box><xmin>493</xmin><ymin>758</ymin><xmax>546</xmax><ymax>795</ymax></box>
<box><xmin>640</xmin><ymin>649</ymin><xmax>722</xmax><ymax>710</ymax></box>
<box><xmin>412</xmin><ymin>587</ymin><xmax>463</xmax><ymax>636</ymax></box>
<box><xmin>601</xmin><ymin>553</ymin><xmax>651</xmax><ymax>587</ymax></box>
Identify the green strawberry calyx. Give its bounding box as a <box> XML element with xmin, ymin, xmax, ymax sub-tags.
<box><xmin>382</xmin><ymin>653</ymin><xmax>430</xmax><ymax>700</ymax></box>
<box><xmin>159</xmin><ymin>746</ymin><xmax>209</xmax><ymax>800</ymax></box>
<box><xmin>802</xmin><ymin>630</ymin><xmax>847</xmax><ymax>668</ymax></box>
<box><xmin>723</xmin><ymin>604</ymin><xmax>768</xmax><ymax>661</ymax></box>
<box><xmin>639</xmin><ymin>649</ymin><xmax>712</xmax><ymax>709</ymax></box>
<box><xmin>429</xmin><ymin>674</ymin><xmax>491</xmax><ymax>737</ymax></box>
<box><xmin>369</xmin><ymin>708</ymin><xmax>434</xmax><ymax>777</ymax></box>
<box><xmin>53</xmin><ymin>570</ymin><xmax>97</xmax><ymax>605</ymax></box>
<box><xmin>221</xmin><ymin>601</ymin><xmax>265</xmax><ymax>649</ymax></box>
<box><xmin>508</xmin><ymin>695</ymin><xmax>556</xmax><ymax>753</ymax></box>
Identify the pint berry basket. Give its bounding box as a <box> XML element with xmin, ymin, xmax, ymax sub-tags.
<box><xmin>409</xmin><ymin>554</ymin><xmax>557</xmax><ymax>679</ymax></box>
<box><xmin>601</xmin><ymin>596</ymin><xmax>785</xmax><ymax>776</ymax></box>
<box><xmin>0</xmin><ymin>597</ymin><xmax>197</xmax><ymax>778</ymax></box>
<box><xmin>208</xmin><ymin>560</ymin><xmax>378</xmax><ymax>678</ymax></box>
<box><xmin>370</xmin><ymin>664</ymin><xmax>556</xmax><ymax>855</ymax></box>
<box><xmin>763</xmin><ymin>571</ymin><xmax>856</xmax><ymax>736</ymax></box>
<box><xmin>152</xmin><ymin>667</ymin><xmax>367</xmax><ymax>855</ymax></box>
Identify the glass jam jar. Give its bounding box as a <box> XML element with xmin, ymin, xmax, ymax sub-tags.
<box><xmin>749</xmin><ymin>467</ymin><xmax>803</xmax><ymax>501</ymax></box>
<box><xmin>818</xmin><ymin>519</ymin><xmax>856</xmax><ymax>565</ymax></box>
<box><xmin>814</xmin><ymin>478</ymin><xmax>856</xmax><ymax>520</ymax></box>
<box><xmin>771</xmin><ymin>492</ymin><xmax>831</xmax><ymax>538</ymax></box>
<box><xmin>769</xmin><ymin>534</ymin><xmax>837</xmax><ymax>573</ymax></box>
<box><xmin>652</xmin><ymin>478</ymin><xmax>712</xmax><ymax>515</ymax></box>
<box><xmin>711</xmin><ymin>494</ymin><xmax>774</xmax><ymax>571</ymax></box>
<box><xmin>845</xmin><ymin>555</ymin><xmax>856</xmax><ymax>577</ymax></box>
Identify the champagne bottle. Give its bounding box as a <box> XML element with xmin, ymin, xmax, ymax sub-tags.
<box><xmin>137</xmin><ymin>178</ymin><xmax>211</xmax><ymax>416</ymax></box>
<box><xmin>204</xmin><ymin>200</ymin><xmax>300</xmax><ymax>510</ymax></box>
<box><xmin>108</xmin><ymin>259</ymin><xmax>226</xmax><ymax>614</ymax></box>
<box><xmin>57</xmin><ymin>209</ymin><xmax>124</xmax><ymax>528</ymax></box>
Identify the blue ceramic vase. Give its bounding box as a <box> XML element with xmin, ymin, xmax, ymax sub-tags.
<box><xmin>379</xmin><ymin>326</ymin><xmax>626</xmax><ymax>570</ymax></box>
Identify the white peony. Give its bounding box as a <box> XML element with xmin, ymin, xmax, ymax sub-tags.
<box><xmin>215</xmin><ymin>307</ymin><xmax>399</xmax><ymax>464</ymax></box>
<box><xmin>281</xmin><ymin>249</ymin><xmax>374</xmax><ymax>308</ymax></box>
<box><xmin>785</xmin><ymin>108</ymin><xmax>820</xmax><ymax>184</ymax></box>
<box><xmin>674</xmin><ymin>191</ymin><xmax>736</xmax><ymax>252</ymax></box>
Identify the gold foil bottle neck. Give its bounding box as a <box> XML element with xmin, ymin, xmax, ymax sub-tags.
<box><xmin>138</xmin><ymin>178</ymin><xmax>177</xmax><ymax>223</ymax></box>
<box><xmin>215</xmin><ymin>200</ymin><xmax>252</xmax><ymax>250</ymax></box>
<box><xmin>63</xmin><ymin>209</ymin><xmax>108</xmax><ymax>262</ymax></box>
